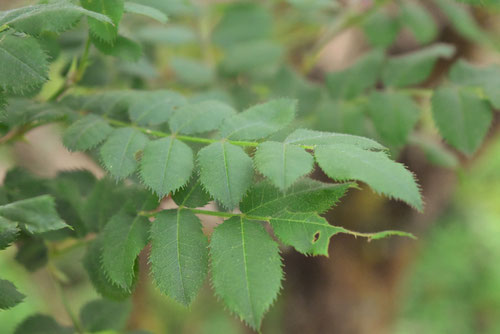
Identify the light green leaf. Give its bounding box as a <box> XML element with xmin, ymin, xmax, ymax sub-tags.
<box><xmin>0</xmin><ymin>278</ymin><xmax>25</xmax><ymax>310</ymax></box>
<box><xmin>198</xmin><ymin>142</ymin><xmax>253</xmax><ymax>209</ymax></box>
<box><xmin>436</xmin><ymin>0</ymin><xmax>489</xmax><ymax>42</ymax></box>
<box><xmin>315</xmin><ymin>144</ymin><xmax>423</xmax><ymax>210</ymax></box>
<box><xmin>62</xmin><ymin>115</ymin><xmax>113</xmax><ymax>152</ymax></box>
<box><xmin>381</xmin><ymin>43</ymin><xmax>455</xmax><ymax>88</ymax></box>
<box><xmin>431</xmin><ymin>86</ymin><xmax>492</xmax><ymax>155</ymax></box>
<box><xmin>0</xmin><ymin>217</ymin><xmax>19</xmax><ymax>250</ymax></box>
<box><xmin>0</xmin><ymin>1</ymin><xmax>114</xmax><ymax>35</ymax></box>
<box><xmin>270</xmin><ymin>212</ymin><xmax>344</xmax><ymax>256</ymax></box>
<box><xmin>449</xmin><ymin>60</ymin><xmax>500</xmax><ymax>108</ymax></box>
<box><xmin>169</xmin><ymin>100</ymin><xmax>235</xmax><ymax>135</ymax></box>
<box><xmin>326</xmin><ymin>49</ymin><xmax>384</xmax><ymax>100</ymax></box>
<box><xmin>170</xmin><ymin>57</ymin><xmax>215</xmax><ymax>87</ymax></box>
<box><xmin>172</xmin><ymin>176</ymin><xmax>211</xmax><ymax>208</ymax></box>
<box><xmin>80</xmin><ymin>299</ymin><xmax>132</xmax><ymax>333</ymax></box>
<box><xmin>363</xmin><ymin>11</ymin><xmax>400</xmax><ymax>47</ymax></box>
<box><xmin>219</xmin><ymin>99</ymin><xmax>296</xmax><ymax>140</ymax></box>
<box><xmin>83</xmin><ymin>238</ymin><xmax>133</xmax><ymax>300</ymax></box>
<box><xmin>210</xmin><ymin>217</ymin><xmax>282</xmax><ymax>329</ymax></box>
<box><xmin>124</xmin><ymin>2</ymin><xmax>167</xmax><ymax>22</ymax></box>
<box><xmin>0</xmin><ymin>195</ymin><xmax>68</xmax><ymax>233</ymax></box>
<box><xmin>128</xmin><ymin>90</ymin><xmax>186</xmax><ymax>126</ymax></box>
<box><xmin>150</xmin><ymin>209</ymin><xmax>208</xmax><ymax>306</ymax></box>
<box><xmin>0</xmin><ymin>33</ymin><xmax>48</xmax><ymax>92</ymax></box>
<box><xmin>401</xmin><ymin>1</ymin><xmax>438</xmax><ymax>44</ymax></box>
<box><xmin>254</xmin><ymin>141</ymin><xmax>313</xmax><ymax>191</ymax></box>
<box><xmin>140</xmin><ymin>137</ymin><xmax>194</xmax><ymax>198</ymax></box>
<box><xmin>81</xmin><ymin>0</ymin><xmax>124</xmax><ymax>42</ymax></box>
<box><xmin>92</xmin><ymin>35</ymin><xmax>142</xmax><ymax>61</ymax></box>
<box><xmin>367</xmin><ymin>91</ymin><xmax>420</xmax><ymax>146</ymax></box>
<box><xmin>285</xmin><ymin>128</ymin><xmax>385</xmax><ymax>150</ymax></box>
<box><xmin>14</xmin><ymin>315</ymin><xmax>72</xmax><ymax>334</ymax></box>
<box><xmin>240</xmin><ymin>179</ymin><xmax>351</xmax><ymax>217</ymax></box>
<box><xmin>101</xmin><ymin>212</ymin><xmax>149</xmax><ymax>289</ymax></box>
<box><xmin>100</xmin><ymin>127</ymin><xmax>149</xmax><ymax>179</ymax></box>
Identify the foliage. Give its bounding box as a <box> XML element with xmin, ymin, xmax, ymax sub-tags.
<box><xmin>0</xmin><ymin>0</ymin><xmax>498</xmax><ymax>332</ymax></box>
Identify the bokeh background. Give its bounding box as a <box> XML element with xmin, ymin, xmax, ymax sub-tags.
<box><xmin>1</xmin><ymin>0</ymin><xmax>500</xmax><ymax>333</ymax></box>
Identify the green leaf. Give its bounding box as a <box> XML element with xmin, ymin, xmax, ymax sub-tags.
<box><xmin>220</xmin><ymin>40</ymin><xmax>284</xmax><ymax>75</ymax></box>
<box><xmin>449</xmin><ymin>60</ymin><xmax>500</xmax><ymax>109</ymax></box>
<box><xmin>128</xmin><ymin>90</ymin><xmax>186</xmax><ymax>126</ymax></box>
<box><xmin>362</xmin><ymin>11</ymin><xmax>400</xmax><ymax>47</ymax></box>
<box><xmin>101</xmin><ymin>212</ymin><xmax>149</xmax><ymax>289</ymax></box>
<box><xmin>285</xmin><ymin>128</ymin><xmax>385</xmax><ymax>150</ymax></box>
<box><xmin>381</xmin><ymin>43</ymin><xmax>455</xmax><ymax>88</ymax></box>
<box><xmin>431</xmin><ymin>86</ymin><xmax>492</xmax><ymax>155</ymax></box>
<box><xmin>150</xmin><ymin>209</ymin><xmax>208</xmax><ymax>306</ymax></box>
<box><xmin>210</xmin><ymin>217</ymin><xmax>282</xmax><ymax>329</ymax></box>
<box><xmin>240</xmin><ymin>179</ymin><xmax>351</xmax><ymax>217</ymax></box>
<box><xmin>83</xmin><ymin>239</ymin><xmax>133</xmax><ymax>300</ymax></box>
<box><xmin>172</xmin><ymin>176</ymin><xmax>211</xmax><ymax>208</ymax></box>
<box><xmin>169</xmin><ymin>100</ymin><xmax>235</xmax><ymax>135</ymax></box>
<box><xmin>62</xmin><ymin>115</ymin><xmax>113</xmax><ymax>152</ymax></box>
<box><xmin>0</xmin><ymin>195</ymin><xmax>68</xmax><ymax>233</ymax></box>
<box><xmin>270</xmin><ymin>212</ymin><xmax>344</xmax><ymax>256</ymax></box>
<box><xmin>170</xmin><ymin>57</ymin><xmax>215</xmax><ymax>87</ymax></box>
<box><xmin>436</xmin><ymin>0</ymin><xmax>489</xmax><ymax>42</ymax></box>
<box><xmin>367</xmin><ymin>91</ymin><xmax>420</xmax><ymax>146</ymax></box>
<box><xmin>219</xmin><ymin>99</ymin><xmax>296</xmax><ymax>140</ymax></box>
<box><xmin>198</xmin><ymin>142</ymin><xmax>253</xmax><ymax>209</ymax></box>
<box><xmin>1</xmin><ymin>1</ymin><xmax>114</xmax><ymax>35</ymax></box>
<box><xmin>254</xmin><ymin>141</ymin><xmax>313</xmax><ymax>191</ymax></box>
<box><xmin>315</xmin><ymin>144</ymin><xmax>423</xmax><ymax>210</ymax></box>
<box><xmin>326</xmin><ymin>49</ymin><xmax>384</xmax><ymax>100</ymax></box>
<box><xmin>80</xmin><ymin>0</ymin><xmax>124</xmax><ymax>42</ymax></box>
<box><xmin>92</xmin><ymin>35</ymin><xmax>142</xmax><ymax>61</ymax></box>
<box><xmin>0</xmin><ymin>217</ymin><xmax>19</xmax><ymax>250</ymax></box>
<box><xmin>100</xmin><ymin>127</ymin><xmax>149</xmax><ymax>179</ymax></box>
<box><xmin>0</xmin><ymin>33</ymin><xmax>48</xmax><ymax>92</ymax></box>
<box><xmin>140</xmin><ymin>137</ymin><xmax>194</xmax><ymax>198</ymax></box>
<box><xmin>0</xmin><ymin>278</ymin><xmax>25</xmax><ymax>310</ymax></box>
<box><xmin>14</xmin><ymin>314</ymin><xmax>73</xmax><ymax>334</ymax></box>
<box><xmin>401</xmin><ymin>1</ymin><xmax>438</xmax><ymax>44</ymax></box>
<box><xmin>80</xmin><ymin>299</ymin><xmax>132</xmax><ymax>333</ymax></box>
<box><xmin>1</xmin><ymin>99</ymin><xmax>70</xmax><ymax>128</ymax></box>
<box><xmin>124</xmin><ymin>2</ymin><xmax>168</xmax><ymax>22</ymax></box>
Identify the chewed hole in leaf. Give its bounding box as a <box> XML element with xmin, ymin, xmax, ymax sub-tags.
<box><xmin>312</xmin><ymin>232</ymin><xmax>320</xmax><ymax>243</ymax></box>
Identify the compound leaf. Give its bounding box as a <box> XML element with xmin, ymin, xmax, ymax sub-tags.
<box><xmin>0</xmin><ymin>279</ymin><xmax>25</xmax><ymax>310</ymax></box>
<box><xmin>315</xmin><ymin>144</ymin><xmax>422</xmax><ymax>210</ymax></box>
<box><xmin>198</xmin><ymin>142</ymin><xmax>253</xmax><ymax>209</ymax></box>
<box><xmin>254</xmin><ymin>141</ymin><xmax>314</xmax><ymax>191</ymax></box>
<box><xmin>210</xmin><ymin>217</ymin><xmax>282</xmax><ymax>329</ymax></box>
<box><xmin>150</xmin><ymin>209</ymin><xmax>208</xmax><ymax>306</ymax></box>
<box><xmin>140</xmin><ymin>137</ymin><xmax>194</xmax><ymax>198</ymax></box>
<box><xmin>62</xmin><ymin>115</ymin><xmax>113</xmax><ymax>151</ymax></box>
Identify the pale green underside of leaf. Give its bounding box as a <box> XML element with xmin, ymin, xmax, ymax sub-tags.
<box><xmin>198</xmin><ymin>142</ymin><xmax>253</xmax><ymax>209</ymax></box>
<box><xmin>62</xmin><ymin>114</ymin><xmax>113</xmax><ymax>151</ymax></box>
<box><xmin>80</xmin><ymin>299</ymin><xmax>132</xmax><ymax>333</ymax></box>
<box><xmin>240</xmin><ymin>179</ymin><xmax>351</xmax><ymax>217</ymax></box>
<box><xmin>367</xmin><ymin>91</ymin><xmax>420</xmax><ymax>146</ymax></box>
<box><xmin>0</xmin><ymin>33</ymin><xmax>48</xmax><ymax>92</ymax></box>
<box><xmin>124</xmin><ymin>2</ymin><xmax>167</xmax><ymax>23</ymax></box>
<box><xmin>0</xmin><ymin>217</ymin><xmax>19</xmax><ymax>250</ymax></box>
<box><xmin>382</xmin><ymin>43</ymin><xmax>455</xmax><ymax>88</ymax></box>
<box><xmin>431</xmin><ymin>86</ymin><xmax>492</xmax><ymax>155</ymax></box>
<box><xmin>100</xmin><ymin>127</ymin><xmax>149</xmax><ymax>179</ymax></box>
<box><xmin>172</xmin><ymin>176</ymin><xmax>211</xmax><ymax>208</ymax></box>
<box><xmin>219</xmin><ymin>98</ymin><xmax>297</xmax><ymax>140</ymax></box>
<box><xmin>140</xmin><ymin>137</ymin><xmax>194</xmax><ymax>198</ymax></box>
<box><xmin>210</xmin><ymin>217</ymin><xmax>283</xmax><ymax>329</ymax></box>
<box><xmin>285</xmin><ymin>128</ymin><xmax>385</xmax><ymax>150</ymax></box>
<box><xmin>14</xmin><ymin>314</ymin><xmax>72</xmax><ymax>334</ymax></box>
<box><xmin>150</xmin><ymin>209</ymin><xmax>208</xmax><ymax>306</ymax></box>
<box><xmin>254</xmin><ymin>141</ymin><xmax>314</xmax><ymax>191</ymax></box>
<box><xmin>128</xmin><ymin>90</ymin><xmax>187</xmax><ymax>125</ymax></box>
<box><xmin>0</xmin><ymin>195</ymin><xmax>68</xmax><ymax>233</ymax></box>
<box><xmin>315</xmin><ymin>144</ymin><xmax>423</xmax><ymax>211</ymax></box>
<box><xmin>270</xmin><ymin>211</ymin><xmax>344</xmax><ymax>256</ymax></box>
<box><xmin>101</xmin><ymin>211</ymin><xmax>149</xmax><ymax>289</ymax></box>
<box><xmin>0</xmin><ymin>278</ymin><xmax>25</xmax><ymax>310</ymax></box>
<box><xmin>169</xmin><ymin>100</ymin><xmax>235</xmax><ymax>135</ymax></box>
<box><xmin>0</xmin><ymin>1</ymin><xmax>114</xmax><ymax>35</ymax></box>
<box><xmin>80</xmin><ymin>0</ymin><xmax>124</xmax><ymax>43</ymax></box>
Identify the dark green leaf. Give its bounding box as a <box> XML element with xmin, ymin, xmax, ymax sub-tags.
<box><xmin>0</xmin><ymin>278</ymin><xmax>25</xmax><ymax>310</ymax></box>
<box><xmin>62</xmin><ymin>115</ymin><xmax>113</xmax><ymax>152</ymax></box>
<box><xmin>172</xmin><ymin>176</ymin><xmax>211</xmax><ymax>208</ymax></box>
<box><xmin>14</xmin><ymin>314</ymin><xmax>73</xmax><ymax>334</ymax></box>
<box><xmin>80</xmin><ymin>0</ymin><xmax>124</xmax><ymax>42</ymax></box>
